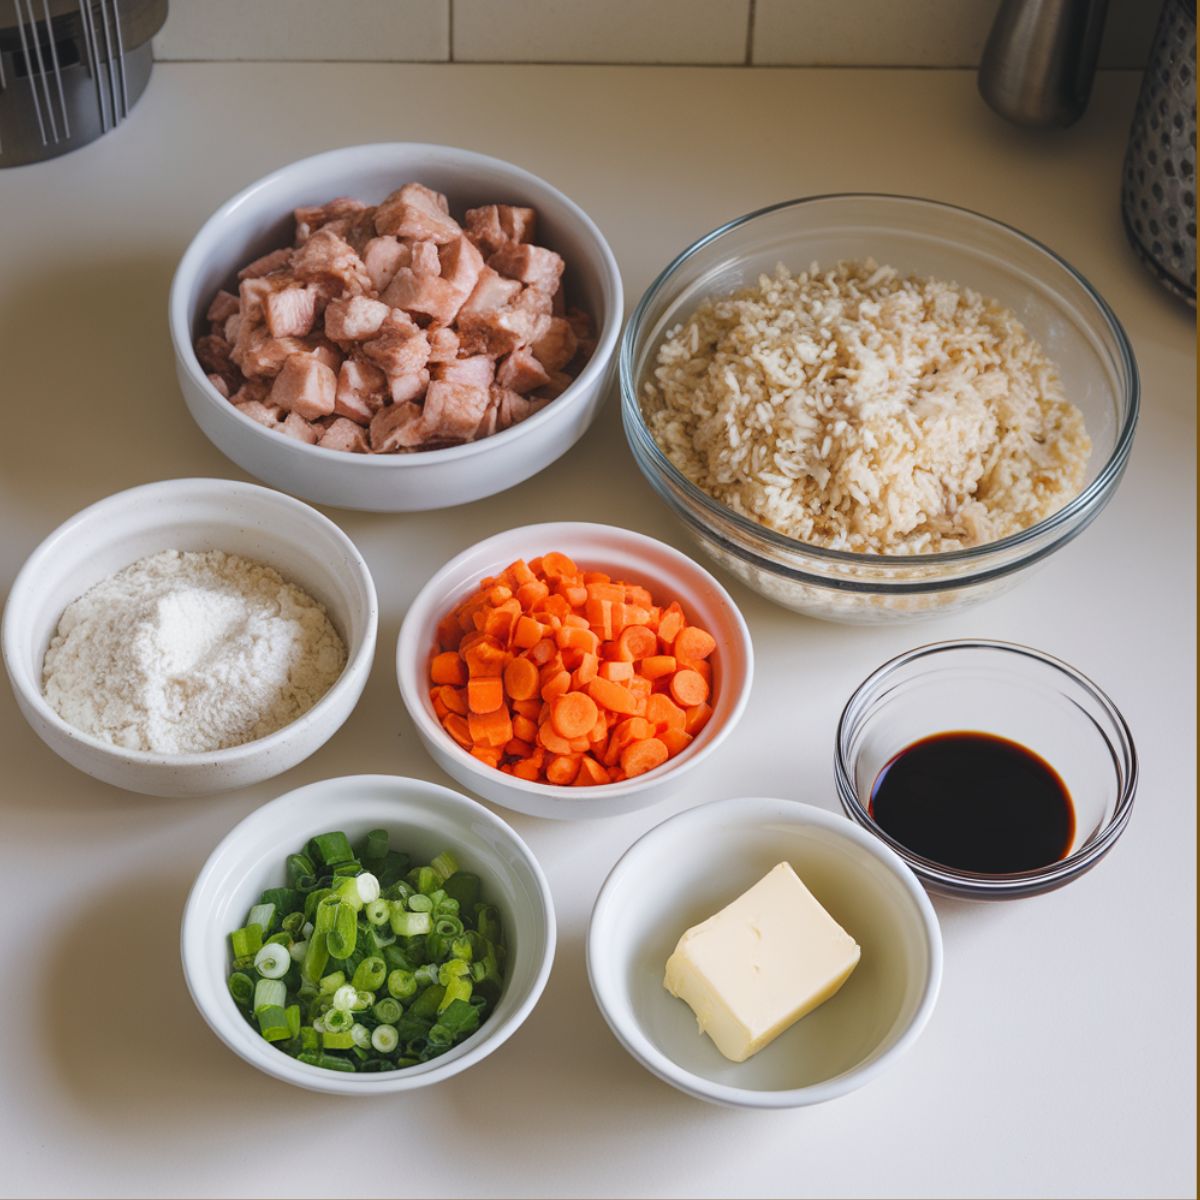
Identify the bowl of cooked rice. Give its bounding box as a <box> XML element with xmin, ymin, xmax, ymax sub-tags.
<box><xmin>620</xmin><ymin>194</ymin><xmax>1139</xmax><ymax>623</ymax></box>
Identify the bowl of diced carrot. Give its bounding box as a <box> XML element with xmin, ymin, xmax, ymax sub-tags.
<box><xmin>396</xmin><ymin>523</ymin><xmax>754</xmax><ymax>820</ymax></box>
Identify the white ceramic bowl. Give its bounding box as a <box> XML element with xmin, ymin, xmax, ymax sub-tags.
<box><xmin>587</xmin><ymin>796</ymin><xmax>942</xmax><ymax>1108</ymax></box>
<box><xmin>181</xmin><ymin>774</ymin><xmax>556</xmax><ymax>1095</ymax></box>
<box><xmin>169</xmin><ymin>142</ymin><xmax>623</xmax><ymax>512</ymax></box>
<box><xmin>396</xmin><ymin>522</ymin><xmax>754</xmax><ymax>821</ymax></box>
<box><xmin>1</xmin><ymin>478</ymin><xmax>377</xmax><ymax>797</ymax></box>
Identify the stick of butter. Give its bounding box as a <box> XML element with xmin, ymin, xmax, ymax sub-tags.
<box><xmin>662</xmin><ymin>862</ymin><xmax>861</xmax><ymax>1063</ymax></box>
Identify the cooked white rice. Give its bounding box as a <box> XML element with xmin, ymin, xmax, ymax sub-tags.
<box><xmin>642</xmin><ymin>260</ymin><xmax>1091</xmax><ymax>555</ymax></box>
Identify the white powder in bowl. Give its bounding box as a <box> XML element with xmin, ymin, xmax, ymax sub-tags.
<box><xmin>42</xmin><ymin>549</ymin><xmax>347</xmax><ymax>753</ymax></box>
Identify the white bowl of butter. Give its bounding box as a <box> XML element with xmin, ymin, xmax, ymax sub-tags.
<box><xmin>586</xmin><ymin>796</ymin><xmax>942</xmax><ymax>1108</ymax></box>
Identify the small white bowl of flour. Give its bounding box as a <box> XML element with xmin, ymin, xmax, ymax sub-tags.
<box><xmin>2</xmin><ymin>479</ymin><xmax>377</xmax><ymax>796</ymax></box>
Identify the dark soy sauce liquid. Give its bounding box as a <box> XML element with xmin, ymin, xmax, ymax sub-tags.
<box><xmin>869</xmin><ymin>731</ymin><xmax>1075</xmax><ymax>874</ymax></box>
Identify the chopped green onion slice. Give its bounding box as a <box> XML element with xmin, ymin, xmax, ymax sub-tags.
<box><xmin>439</xmin><ymin>973</ymin><xmax>472</xmax><ymax>1011</ymax></box>
<box><xmin>450</xmin><ymin>937</ymin><xmax>473</xmax><ymax>962</ymax></box>
<box><xmin>229</xmin><ymin>923</ymin><xmax>263</xmax><ymax>960</ymax></box>
<box><xmin>364</xmin><ymin>899</ymin><xmax>391</xmax><ymax>927</ymax></box>
<box><xmin>321</xmin><ymin>1029</ymin><xmax>355</xmax><ymax>1050</ymax></box>
<box><xmin>253</xmin><ymin>942</ymin><xmax>291</xmax><ymax>979</ymax></box>
<box><xmin>414</xmin><ymin>963</ymin><xmax>441</xmax><ymax>989</ymax></box>
<box><xmin>351</xmin><ymin>990</ymin><xmax>374</xmax><ymax>1012</ymax></box>
<box><xmin>254</xmin><ymin>977</ymin><xmax>286</xmax><ymax>1016</ymax></box>
<box><xmin>407</xmin><ymin>893</ymin><xmax>434</xmax><ymax>914</ymax></box>
<box><xmin>300</xmin><ymin>932</ymin><xmax>330</xmax><ymax>985</ymax></box>
<box><xmin>324</xmin><ymin>1007</ymin><xmax>353</xmax><ymax>1033</ymax></box>
<box><xmin>332</xmin><ymin>985</ymin><xmax>358</xmax><ymax>1013</ymax></box>
<box><xmin>387</xmin><ymin>969</ymin><xmax>417</xmax><ymax>1000</ymax></box>
<box><xmin>444</xmin><ymin>872</ymin><xmax>481</xmax><ymax>913</ymax></box>
<box><xmin>373</xmin><ymin>997</ymin><xmax>403</xmax><ymax>1024</ymax></box>
<box><xmin>228</xmin><ymin>972</ymin><xmax>255</xmax><ymax>1007</ymax></box>
<box><xmin>326</xmin><ymin>902</ymin><xmax>358</xmax><ymax>958</ymax></box>
<box><xmin>390</xmin><ymin>909</ymin><xmax>431</xmax><ymax>937</ymax></box>
<box><xmin>311</xmin><ymin>832</ymin><xmax>354</xmax><ymax>867</ymax></box>
<box><xmin>371</xmin><ymin>1024</ymin><xmax>400</xmax><ymax>1053</ymax></box>
<box><xmin>355</xmin><ymin>872</ymin><xmax>381</xmax><ymax>905</ymax></box>
<box><xmin>247</xmin><ymin>902</ymin><xmax>276</xmax><ymax>934</ymax></box>
<box><xmin>289</xmin><ymin>939</ymin><xmax>308</xmax><ymax>963</ymax></box>
<box><xmin>319</xmin><ymin>971</ymin><xmax>346</xmax><ymax>994</ymax></box>
<box><xmin>257</xmin><ymin>1004</ymin><xmax>291</xmax><ymax>1041</ymax></box>
<box><xmin>430</xmin><ymin>851</ymin><xmax>459</xmax><ymax>881</ymax></box>
<box><xmin>361</xmin><ymin>829</ymin><xmax>389</xmax><ymax>864</ymax></box>
<box><xmin>350</xmin><ymin>1022</ymin><xmax>372</xmax><ymax>1049</ymax></box>
<box><xmin>351</xmin><ymin>956</ymin><xmax>387</xmax><ymax>993</ymax></box>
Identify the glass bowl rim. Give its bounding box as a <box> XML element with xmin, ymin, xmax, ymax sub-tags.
<box><xmin>832</xmin><ymin>638</ymin><xmax>1138</xmax><ymax>894</ymax></box>
<box><xmin>619</xmin><ymin>192</ymin><xmax>1141</xmax><ymax>570</ymax></box>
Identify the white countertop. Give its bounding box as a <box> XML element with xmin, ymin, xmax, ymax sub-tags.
<box><xmin>0</xmin><ymin>62</ymin><xmax>1194</xmax><ymax>1200</ymax></box>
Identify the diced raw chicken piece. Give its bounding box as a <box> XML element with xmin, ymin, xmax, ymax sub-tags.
<box><xmin>565</xmin><ymin>305</ymin><xmax>596</xmax><ymax>358</ymax></box>
<box><xmin>231</xmin><ymin>378</ymin><xmax>271</xmax><ymax>405</ymax></box>
<box><xmin>389</xmin><ymin>369</ymin><xmax>430</xmax><ymax>404</ymax></box>
<box><xmin>195</xmin><ymin>334</ymin><xmax>234</xmax><ymax>377</ymax></box>
<box><xmin>279</xmin><ymin>411</ymin><xmax>320</xmax><ymax>443</ymax></box>
<box><xmin>488</xmin><ymin>243</ymin><xmax>564</xmax><ymax>293</ymax></box>
<box><xmin>410</xmin><ymin>241</ymin><xmax>442</xmax><ymax>277</ymax></box>
<box><xmin>292</xmin><ymin>227</ymin><xmax>371</xmax><ymax>297</ymax></box>
<box><xmin>496</xmin><ymin>347</ymin><xmax>551</xmax><ymax>394</ymax></box>
<box><xmin>433</xmin><ymin>354</ymin><xmax>495</xmax><ymax>389</ymax></box>
<box><xmin>551</xmin><ymin>281</ymin><xmax>566</xmax><ymax>316</ymax></box>
<box><xmin>206</xmin><ymin>290</ymin><xmax>240</xmax><ymax>325</ymax></box>
<box><xmin>362</xmin><ymin>236</ymin><xmax>412</xmax><ymax>293</ymax></box>
<box><xmin>493</xmin><ymin>385</ymin><xmax>548</xmax><ymax>430</ymax></box>
<box><xmin>238</xmin><ymin>247</ymin><xmax>294</xmax><ymax>280</ymax></box>
<box><xmin>438</xmin><ymin>236</ymin><xmax>484</xmax><ymax>300</ymax></box>
<box><xmin>421</xmin><ymin>380</ymin><xmax>490</xmax><ymax>442</ymax></box>
<box><xmin>265</xmin><ymin>285</ymin><xmax>320</xmax><ymax>339</ymax></box>
<box><xmin>294</xmin><ymin>197</ymin><xmax>368</xmax><ymax>245</ymax></box>
<box><xmin>463</xmin><ymin>205</ymin><xmax>538</xmax><ymax>256</ymax></box>
<box><xmin>427</xmin><ymin>325</ymin><xmax>460</xmax><ymax>363</ymax></box>
<box><xmin>318</xmin><ymin>416</ymin><xmax>370</xmax><ymax>453</ymax></box>
<box><xmin>382</xmin><ymin>269</ymin><xmax>466</xmax><ymax>325</ymax></box>
<box><xmin>299</xmin><ymin>338</ymin><xmax>343</xmax><ymax>372</ymax></box>
<box><xmin>324</xmin><ymin>295</ymin><xmax>391</xmax><ymax>343</ymax></box>
<box><xmin>207</xmin><ymin>373</ymin><xmax>230</xmax><ymax>398</ymax></box>
<box><xmin>236</xmin><ymin>332</ymin><xmax>310</xmax><ymax>379</ymax></box>
<box><xmin>360</xmin><ymin>314</ymin><xmax>431</xmax><ymax>379</ymax></box>
<box><xmin>536</xmin><ymin>369</ymin><xmax>573</xmax><ymax>399</ymax></box>
<box><xmin>457</xmin><ymin>287</ymin><xmax>551</xmax><ymax>358</ymax></box>
<box><xmin>374</xmin><ymin>183</ymin><xmax>461</xmax><ymax>245</ymax></box>
<box><xmin>460</xmin><ymin>266</ymin><xmax>522</xmax><ymax>316</ymax></box>
<box><xmin>238</xmin><ymin>275</ymin><xmax>289</xmax><ymax>323</ymax></box>
<box><xmin>531</xmin><ymin>316</ymin><xmax>579</xmax><ymax>372</ymax></box>
<box><xmin>224</xmin><ymin>313</ymin><xmax>242</xmax><ymax>343</ymax></box>
<box><xmin>343</xmin><ymin>208</ymin><xmax>380</xmax><ymax>256</ymax></box>
<box><xmin>235</xmin><ymin>399</ymin><xmax>284</xmax><ymax>428</ymax></box>
<box><xmin>334</xmin><ymin>358</ymin><xmax>388</xmax><ymax>424</ymax></box>
<box><xmin>370</xmin><ymin>401</ymin><xmax>428</xmax><ymax>452</ymax></box>
<box><xmin>270</xmin><ymin>354</ymin><xmax>337</xmax><ymax>420</ymax></box>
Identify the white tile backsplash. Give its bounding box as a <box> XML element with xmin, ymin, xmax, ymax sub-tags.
<box><xmin>152</xmin><ymin>0</ymin><xmax>1159</xmax><ymax>68</ymax></box>
<box><xmin>154</xmin><ymin>0</ymin><xmax>450</xmax><ymax>61</ymax></box>
<box><xmin>453</xmin><ymin>0</ymin><xmax>751</xmax><ymax>64</ymax></box>
<box><xmin>751</xmin><ymin>0</ymin><xmax>1158</xmax><ymax>70</ymax></box>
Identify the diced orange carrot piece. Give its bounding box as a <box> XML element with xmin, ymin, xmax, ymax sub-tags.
<box><xmin>537</xmin><ymin>723</ymin><xmax>574</xmax><ymax>755</ymax></box>
<box><xmin>443</xmin><ymin>713</ymin><xmax>472</xmax><ymax>748</ymax></box>
<box><xmin>572</xmin><ymin>651</ymin><xmax>599</xmax><ymax>688</ymax></box>
<box><xmin>512</xmin><ymin>758</ymin><xmax>541</xmax><ymax>781</ymax></box>
<box><xmin>436</xmin><ymin>613</ymin><xmax>463</xmax><ymax>651</ymax></box>
<box><xmin>512</xmin><ymin>615</ymin><xmax>544</xmax><ymax>650</ymax></box>
<box><xmin>512</xmin><ymin>713</ymin><xmax>538</xmax><ymax>743</ymax></box>
<box><xmin>551</xmin><ymin>691</ymin><xmax>599</xmax><ymax>739</ymax></box>
<box><xmin>587</xmin><ymin>676</ymin><xmax>640</xmax><ymax>715</ymax></box>
<box><xmin>504</xmin><ymin>738</ymin><xmax>534</xmax><ymax>757</ymax></box>
<box><xmin>540</xmin><ymin>552</ymin><xmax>578</xmax><ymax>580</ymax></box>
<box><xmin>545</xmin><ymin>753</ymin><xmax>580</xmax><ymax>785</ymax></box>
<box><xmin>486</xmin><ymin>584</ymin><xmax>513</xmax><ymax>605</ymax></box>
<box><xmin>527</xmin><ymin>637</ymin><xmax>557</xmax><ymax>665</ymax></box>
<box><xmin>660</xmin><ymin>727</ymin><xmax>693</xmax><ymax>756</ymax></box>
<box><xmin>508</xmin><ymin>558</ymin><xmax>535</xmax><ymax>586</ymax></box>
<box><xmin>471</xmin><ymin>746</ymin><xmax>503</xmax><ymax>768</ymax></box>
<box><xmin>621</xmin><ymin>737</ymin><xmax>669</xmax><ymax>778</ymax></box>
<box><xmin>673</xmin><ymin>625</ymin><xmax>717</xmax><ymax>661</ymax></box>
<box><xmin>540</xmin><ymin>669</ymin><xmax>571</xmax><ymax>703</ymax></box>
<box><xmin>432</xmin><ymin>692</ymin><xmax>449</xmax><ymax>720</ymax></box>
<box><xmin>557</xmin><ymin>625</ymin><xmax>599</xmax><ymax>654</ymax></box>
<box><xmin>467</xmin><ymin>676</ymin><xmax>505</xmax><ymax>714</ymax></box>
<box><xmin>516</xmin><ymin>579</ymin><xmax>550</xmax><ymax>609</ymax></box>
<box><xmin>646</xmin><ymin>693</ymin><xmax>686</xmax><ymax>732</ymax></box>
<box><xmin>640</xmin><ymin>655</ymin><xmax>677</xmax><ymax>680</ymax></box>
<box><xmin>431</xmin><ymin>651</ymin><xmax>467</xmax><ymax>686</ymax></box>
<box><xmin>616</xmin><ymin>624</ymin><xmax>658</xmax><ymax>661</ymax></box>
<box><xmin>562</xmin><ymin>612</ymin><xmax>590</xmax><ymax>630</ymax></box>
<box><xmin>657</xmin><ymin>601</ymin><xmax>685</xmax><ymax>647</ymax></box>
<box><xmin>582</xmin><ymin>571</ymin><xmax>610</xmax><ymax>585</ymax></box>
<box><xmin>670</xmin><ymin>668</ymin><xmax>709</xmax><ymax>707</ymax></box>
<box><xmin>574</xmin><ymin>755</ymin><xmax>612</xmax><ymax>786</ymax></box>
<box><xmin>586</xmin><ymin>581</ymin><xmax>624</xmax><ymax>605</ymax></box>
<box><xmin>468</xmin><ymin>708</ymin><xmax>513</xmax><ymax>748</ymax></box>
<box><xmin>463</xmin><ymin>638</ymin><xmax>507</xmax><ymax>678</ymax></box>
<box><xmin>628</xmin><ymin>676</ymin><xmax>651</xmax><ymax>699</ymax></box>
<box><xmin>676</xmin><ymin>657</ymin><xmax>712</xmax><ymax>685</ymax></box>
<box><xmin>585</xmin><ymin>598</ymin><xmax>614</xmax><ymax>641</ymax></box>
<box><xmin>512</xmin><ymin>698</ymin><xmax>541</xmax><ymax>720</ymax></box>
<box><xmin>684</xmin><ymin>701</ymin><xmax>713</xmax><ymax>736</ymax></box>
<box><xmin>599</xmin><ymin>659</ymin><xmax>635</xmax><ymax>683</ymax></box>
<box><xmin>438</xmin><ymin>685</ymin><xmax>468</xmax><ymax>716</ymax></box>
<box><xmin>503</xmin><ymin>656</ymin><xmax>539</xmax><ymax>702</ymax></box>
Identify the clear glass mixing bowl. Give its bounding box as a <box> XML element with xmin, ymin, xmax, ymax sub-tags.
<box><xmin>620</xmin><ymin>195</ymin><xmax>1139</xmax><ymax>623</ymax></box>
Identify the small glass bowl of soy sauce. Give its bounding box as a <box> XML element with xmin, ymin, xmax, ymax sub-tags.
<box><xmin>835</xmin><ymin>640</ymin><xmax>1137</xmax><ymax>900</ymax></box>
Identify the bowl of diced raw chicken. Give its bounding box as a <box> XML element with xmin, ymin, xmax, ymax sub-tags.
<box><xmin>169</xmin><ymin>143</ymin><xmax>623</xmax><ymax>512</ymax></box>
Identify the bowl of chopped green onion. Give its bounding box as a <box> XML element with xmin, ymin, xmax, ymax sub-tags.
<box><xmin>181</xmin><ymin>774</ymin><xmax>555</xmax><ymax>1093</ymax></box>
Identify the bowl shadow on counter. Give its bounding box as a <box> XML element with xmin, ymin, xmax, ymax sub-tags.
<box><xmin>0</xmin><ymin>253</ymin><xmax>232</xmax><ymax>519</ymax></box>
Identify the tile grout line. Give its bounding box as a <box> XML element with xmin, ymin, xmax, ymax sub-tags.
<box><xmin>744</xmin><ymin>0</ymin><xmax>756</xmax><ymax>67</ymax></box>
